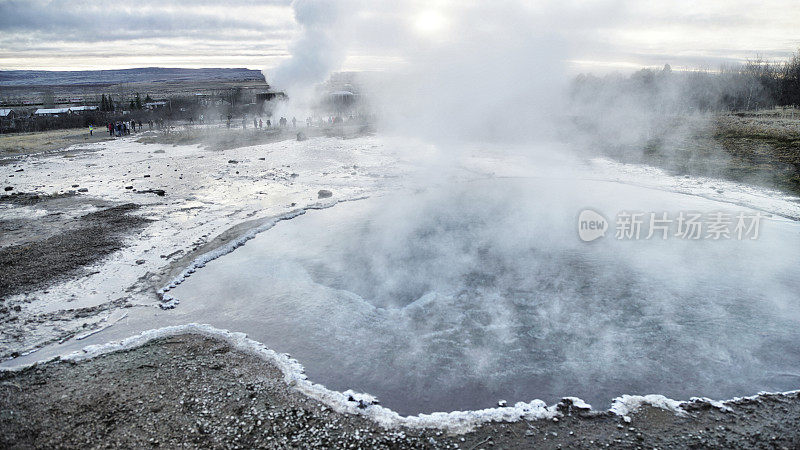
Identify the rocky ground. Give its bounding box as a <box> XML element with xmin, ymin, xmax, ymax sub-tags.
<box><xmin>1</xmin><ymin>334</ymin><xmax>799</xmax><ymax>449</ymax></box>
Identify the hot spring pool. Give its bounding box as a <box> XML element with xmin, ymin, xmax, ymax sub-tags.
<box><xmin>162</xmin><ymin>177</ymin><xmax>800</xmax><ymax>415</ymax></box>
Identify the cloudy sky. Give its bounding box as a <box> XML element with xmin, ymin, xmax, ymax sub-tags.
<box><xmin>0</xmin><ymin>0</ymin><xmax>799</xmax><ymax>74</ymax></box>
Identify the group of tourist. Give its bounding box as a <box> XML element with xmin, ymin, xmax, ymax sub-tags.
<box><xmin>106</xmin><ymin>119</ymin><xmax>156</xmax><ymax>137</ymax></box>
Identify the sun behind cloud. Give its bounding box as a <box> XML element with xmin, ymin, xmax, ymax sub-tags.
<box><xmin>413</xmin><ymin>10</ymin><xmax>448</xmax><ymax>36</ymax></box>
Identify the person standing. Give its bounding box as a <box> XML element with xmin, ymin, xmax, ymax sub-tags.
<box><xmin>89</xmin><ymin>124</ymin><xmax>93</xmax><ymax>136</ymax></box>
<box><xmin>259</xmin><ymin>119</ymin><xmax>263</xmax><ymax>128</ymax></box>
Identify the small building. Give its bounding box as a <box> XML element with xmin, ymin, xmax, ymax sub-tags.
<box><xmin>34</xmin><ymin>107</ymin><xmax>71</xmax><ymax>116</ymax></box>
<box><xmin>68</xmin><ymin>106</ymin><xmax>98</xmax><ymax>113</ymax></box>
<box><xmin>255</xmin><ymin>92</ymin><xmax>287</xmax><ymax>103</ymax></box>
<box><xmin>0</xmin><ymin>108</ymin><xmax>19</xmax><ymax>132</ymax></box>
<box><xmin>34</xmin><ymin>106</ymin><xmax>97</xmax><ymax>116</ymax></box>
<box><xmin>327</xmin><ymin>90</ymin><xmax>357</xmax><ymax>114</ymax></box>
<box><xmin>144</xmin><ymin>101</ymin><xmax>168</xmax><ymax>110</ymax></box>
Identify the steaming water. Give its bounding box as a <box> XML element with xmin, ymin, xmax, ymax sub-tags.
<box><xmin>163</xmin><ymin>177</ymin><xmax>800</xmax><ymax>414</ymax></box>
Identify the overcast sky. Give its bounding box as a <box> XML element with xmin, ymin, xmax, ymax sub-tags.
<box><xmin>0</xmin><ymin>0</ymin><xmax>799</xmax><ymax>75</ymax></box>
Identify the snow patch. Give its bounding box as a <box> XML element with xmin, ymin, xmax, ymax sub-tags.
<box><xmin>610</xmin><ymin>394</ymin><xmax>687</xmax><ymax>418</ymax></box>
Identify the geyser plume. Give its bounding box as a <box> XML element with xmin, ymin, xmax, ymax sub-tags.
<box><xmin>269</xmin><ymin>0</ymin><xmax>352</xmax><ymax>114</ymax></box>
<box><xmin>269</xmin><ymin>0</ymin><xmax>601</xmax><ymax>142</ymax></box>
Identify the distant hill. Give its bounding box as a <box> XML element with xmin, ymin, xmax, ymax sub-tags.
<box><xmin>0</xmin><ymin>68</ymin><xmax>265</xmax><ymax>87</ymax></box>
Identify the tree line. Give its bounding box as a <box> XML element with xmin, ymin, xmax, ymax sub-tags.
<box><xmin>99</xmin><ymin>93</ymin><xmax>154</xmax><ymax>112</ymax></box>
<box><xmin>571</xmin><ymin>49</ymin><xmax>800</xmax><ymax>112</ymax></box>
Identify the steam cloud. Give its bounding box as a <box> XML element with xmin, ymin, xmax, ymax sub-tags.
<box><xmin>269</xmin><ymin>0</ymin><xmax>350</xmax><ymax>100</ymax></box>
<box><xmin>249</xmin><ymin>0</ymin><xmax>800</xmax><ymax>412</ymax></box>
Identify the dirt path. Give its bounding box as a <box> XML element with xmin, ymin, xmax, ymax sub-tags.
<box><xmin>1</xmin><ymin>334</ymin><xmax>798</xmax><ymax>449</ymax></box>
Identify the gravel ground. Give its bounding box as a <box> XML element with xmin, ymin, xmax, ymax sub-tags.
<box><xmin>1</xmin><ymin>334</ymin><xmax>799</xmax><ymax>449</ymax></box>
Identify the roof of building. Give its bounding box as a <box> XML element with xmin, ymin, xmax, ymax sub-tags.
<box><xmin>35</xmin><ymin>106</ymin><xmax>98</xmax><ymax>115</ymax></box>
<box><xmin>0</xmin><ymin>108</ymin><xmax>14</xmax><ymax>117</ymax></box>
<box><xmin>35</xmin><ymin>107</ymin><xmax>71</xmax><ymax>114</ymax></box>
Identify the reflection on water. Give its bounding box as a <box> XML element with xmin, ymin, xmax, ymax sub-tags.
<box><xmin>166</xmin><ymin>178</ymin><xmax>800</xmax><ymax>414</ymax></box>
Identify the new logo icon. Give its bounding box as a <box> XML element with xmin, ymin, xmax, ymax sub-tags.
<box><xmin>578</xmin><ymin>209</ymin><xmax>608</xmax><ymax>242</ymax></box>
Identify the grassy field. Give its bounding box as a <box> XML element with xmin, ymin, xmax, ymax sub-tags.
<box><xmin>0</xmin><ymin>128</ymin><xmax>112</xmax><ymax>158</ymax></box>
<box><xmin>712</xmin><ymin>114</ymin><xmax>800</xmax><ymax>194</ymax></box>
<box><xmin>582</xmin><ymin>112</ymin><xmax>800</xmax><ymax>197</ymax></box>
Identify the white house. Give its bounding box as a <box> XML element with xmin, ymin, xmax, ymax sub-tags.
<box><xmin>34</xmin><ymin>107</ymin><xmax>71</xmax><ymax>116</ymax></box>
<box><xmin>34</xmin><ymin>106</ymin><xmax>98</xmax><ymax>116</ymax></box>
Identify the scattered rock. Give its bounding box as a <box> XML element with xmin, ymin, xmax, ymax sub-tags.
<box><xmin>71</xmin><ymin>184</ymin><xmax>79</xmax><ymax>188</ymax></box>
<box><xmin>317</xmin><ymin>190</ymin><xmax>333</xmax><ymax>199</ymax></box>
<box><xmin>125</xmin><ymin>186</ymin><xmax>133</xmax><ymax>189</ymax></box>
<box><xmin>77</xmin><ymin>188</ymin><xmax>88</xmax><ymax>193</ymax></box>
<box><xmin>258</xmin><ymin>157</ymin><xmax>265</xmax><ymax>161</ymax></box>
<box><xmin>135</xmin><ymin>189</ymin><xmax>166</xmax><ymax>197</ymax></box>
<box><xmin>143</xmin><ymin>175</ymin><xmax>151</xmax><ymax>178</ymax></box>
<box><xmin>228</xmin><ymin>160</ymin><xmax>238</xmax><ymax>164</ymax></box>
<box><xmin>153</xmin><ymin>150</ymin><xmax>165</xmax><ymax>154</ymax></box>
<box><xmin>4</xmin><ymin>187</ymin><xmax>12</xmax><ymax>191</ymax></box>
<box><xmin>296</xmin><ymin>132</ymin><xmax>307</xmax><ymax>141</ymax></box>
<box><xmin>135</xmin><ymin>259</ymin><xmax>146</xmax><ymax>265</ymax></box>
